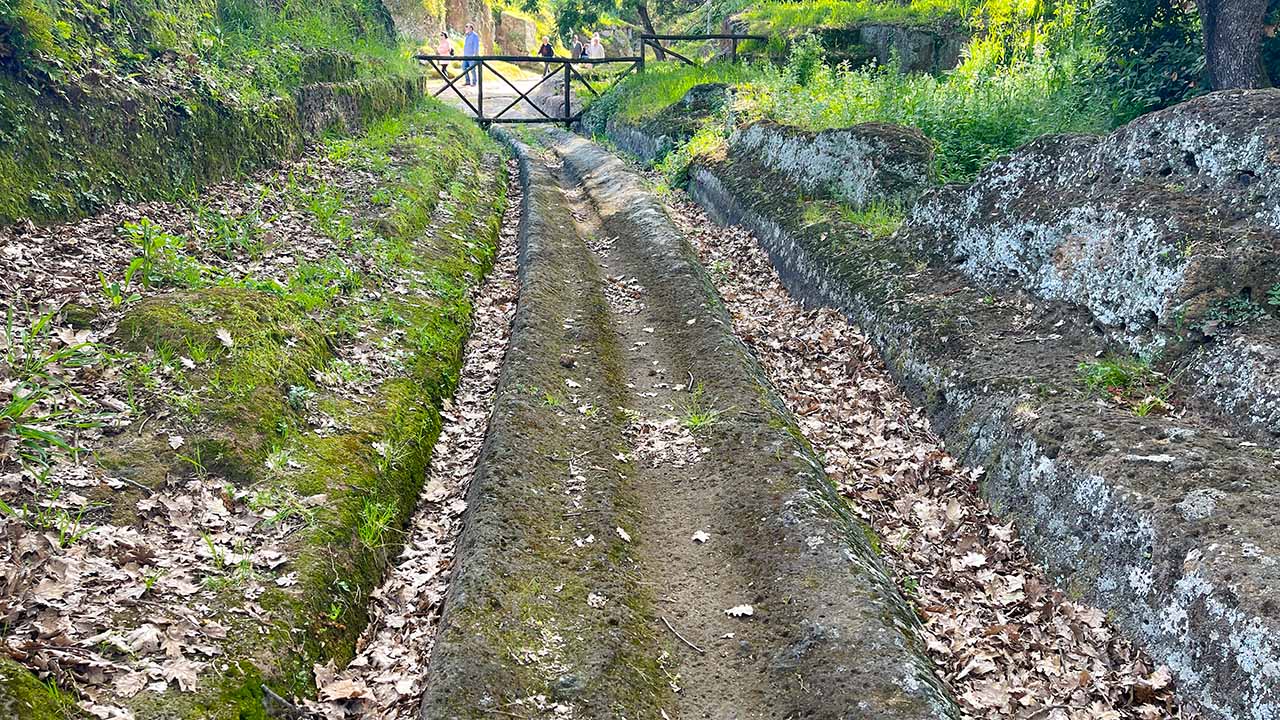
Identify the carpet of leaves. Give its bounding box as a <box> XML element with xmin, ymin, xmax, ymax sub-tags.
<box><xmin>302</xmin><ymin>160</ymin><xmax>521</xmax><ymax>719</ymax></box>
<box><xmin>665</xmin><ymin>193</ymin><xmax>1191</xmax><ymax>720</ymax></box>
<box><xmin>0</xmin><ymin>140</ymin><xmax>426</xmax><ymax>719</ymax></box>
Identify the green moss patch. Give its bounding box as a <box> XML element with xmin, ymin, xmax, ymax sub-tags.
<box><xmin>14</xmin><ymin>101</ymin><xmax>509</xmax><ymax>720</ymax></box>
<box><xmin>0</xmin><ymin>72</ymin><xmax>426</xmax><ymax>225</ymax></box>
<box><xmin>0</xmin><ymin>0</ymin><xmax>430</xmax><ymax>224</ymax></box>
<box><xmin>0</xmin><ymin>658</ymin><xmax>72</xmax><ymax>720</ymax></box>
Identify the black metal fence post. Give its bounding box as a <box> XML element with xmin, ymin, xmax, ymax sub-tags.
<box><xmin>477</xmin><ymin>61</ymin><xmax>484</xmax><ymax>123</ymax></box>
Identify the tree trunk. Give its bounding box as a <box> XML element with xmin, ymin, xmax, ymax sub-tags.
<box><xmin>636</xmin><ymin>3</ymin><xmax>666</xmax><ymax>61</ymax></box>
<box><xmin>1195</xmin><ymin>0</ymin><xmax>1271</xmax><ymax>88</ymax></box>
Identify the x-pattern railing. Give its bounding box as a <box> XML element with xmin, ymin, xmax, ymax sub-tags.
<box><xmin>415</xmin><ymin>55</ymin><xmax>642</xmax><ymax>127</ymax></box>
<box><xmin>416</xmin><ymin>33</ymin><xmax>764</xmax><ymax>127</ymax></box>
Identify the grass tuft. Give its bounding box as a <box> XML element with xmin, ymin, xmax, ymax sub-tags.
<box><xmin>680</xmin><ymin>385</ymin><xmax>724</xmax><ymax>431</ymax></box>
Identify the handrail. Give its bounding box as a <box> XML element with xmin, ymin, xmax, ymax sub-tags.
<box><xmin>638</xmin><ymin>33</ymin><xmax>767</xmax><ymax>41</ymax></box>
<box><xmin>416</xmin><ymin>33</ymin><xmax>764</xmax><ymax>126</ymax></box>
<box><xmin>415</xmin><ymin>54</ymin><xmax>641</xmax><ymax>63</ymax></box>
<box><xmin>418</xmin><ymin>54</ymin><xmax>642</xmax><ymax>127</ymax></box>
<box><xmin>637</xmin><ymin>31</ymin><xmax>765</xmax><ymax>67</ymax></box>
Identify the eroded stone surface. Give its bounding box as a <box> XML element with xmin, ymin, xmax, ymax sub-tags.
<box><xmin>732</xmin><ymin>121</ymin><xmax>934</xmax><ymax>208</ymax></box>
<box><xmin>909</xmin><ymin>90</ymin><xmax>1280</xmax><ymax>342</ymax></box>
<box><xmin>686</xmin><ymin>136</ymin><xmax>1280</xmax><ymax>720</ymax></box>
<box><xmin>494</xmin><ymin>11</ymin><xmax>537</xmax><ymax>55</ymax></box>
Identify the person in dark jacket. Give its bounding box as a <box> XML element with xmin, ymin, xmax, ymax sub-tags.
<box><xmin>537</xmin><ymin>36</ymin><xmax>555</xmax><ymax>75</ymax></box>
<box><xmin>571</xmin><ymin>35</ymin><xmax>585</xmax><ymax>59</ymax></box>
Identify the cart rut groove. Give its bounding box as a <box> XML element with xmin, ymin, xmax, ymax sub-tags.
<box><xmin>416</xmin><ymin>129</ymin><xmax>957</xmax><ymax>719</ymax></box>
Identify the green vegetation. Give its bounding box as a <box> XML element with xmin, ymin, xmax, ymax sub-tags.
<box><xmin>591</xmin><ymin>49</ymin><xmax>1106</xmax><ymax>182</ymax></box>
<box><xmin>839</xmin><ymin>201</ymin><xmax>905</xmax><ymax>238</ymax></box>
<box><xmin>587</xmin><ymin>63</ymin><xmax>755</xmax><ymax>125</ymax></box>
<box><xmin>585</xmin><ymin>0</ymin><xmax>1280</xmax><ymax>185</ymax></box>
<box><xmin>680</xmin><ymin>385</ymin><xmax>724</xmax><ymax>430</ymax></box>
<box><xmin>746</xmin><ymin>48</ymin><xmax>1106</xmax><ymax>181</ymax></box>
<box><xmin>0</xmin><ymin>657</ymin><xmax>74</xmax><ymax>720</ymax></box>
<box><xmin>1078</xmin><ymin>357</ymin><xmax>1172</xmax><ymax>416</ymax></box>
<box><xmin>2</xmin><ymin>309</ymin><xmax>107</xmax><ymax>468</ymax></box>
<box><xmin>1</xmin><ymin>99</ymin><xmax>508</xmax><ymax>717</ymax></box>
<box><xmin>741</xmin><ymin>0</ymin><xmax>977</xmax><ymax>31</ymax></box>
<box><xmin>0</xmin><ymin>0</ymin><xmax>402</xmax><ymax>94</ymax></box>
<box><xmin>0</xmin><ymin>0</ymin><xmax>426</xmax><ymax>224</ymax></box>
<box><xmin>1205</xmin><ymin>295</ymin><xmax>1270</xmax><ymax>328</ymax></box>
<box><xmin>588</xmin><ymin>0</ymin><xmax>1114</xmax><ymax>183</ymax></box>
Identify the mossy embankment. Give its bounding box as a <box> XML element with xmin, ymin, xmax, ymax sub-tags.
<box><xmin>0</xmin><ymin>0</ymin><xmax>426</xmax><ymax>225</ymax></box>
<box><xmin>2</xmin><ymin>100</ymin><xmax>507</xmax><ymax>718</ymax></box>
<box><xmin>126</xmin><ymin>105</ymin><xmax>504</xmax><ymax>718</ymax></box>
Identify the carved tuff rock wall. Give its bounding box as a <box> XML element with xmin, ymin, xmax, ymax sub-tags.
<box><xmin>448</xmin><ymin>0</ymin><xmax>494</xmax><ymax>48</ymax></box>
<box><xmin>915</xmin><ymin>90</ymin><xmax>1280</xmax><ymax>341</ymax></box>
<box><xmin>601</xmin><ymin>84</ymin><xmax>1280</xmax><ymax>720</ymax></box>
<box><xmin>732</xmin><ymin>121</ymin><xmax>934</xmax><ymax>208</ymax></box>
<box><xmin>383</xmin><ymin>0</ymin><xmax>444</xmax><ymax>39</ymax></box>
<box><xmin>494</xmin><ymin>11</ymin><xmax>537</xmax><ymax>55</ymax></box>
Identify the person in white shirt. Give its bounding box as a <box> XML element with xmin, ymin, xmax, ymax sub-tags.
<box><xmin>587</xmin><ymin>34</ymin><xmax>606</xmax><ymax>59</ymax></box>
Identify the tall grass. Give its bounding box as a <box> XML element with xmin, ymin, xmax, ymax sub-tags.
<box><xmin>591</xmin><ymin>45</ymin><xmax>1107</xmax><ymax>183</ymax></box>
<box><xmin>743</xmin><ymin>45</ymin><xmax>1108</xmax><ymax>181</ymax></box>
<box><xmin>582</xmin><ymin>61</ymin><xmax>755</xmax><ymax>130</ymax></box>
<box><xmin>742</xmin><ymin>0</ymin><xmax>981</xmax><ymax>31</ymax></box>
<box><xmin>594</xmin><ymin>0</ymin><xmax>1111</xmax><ymax>184</ymax></box>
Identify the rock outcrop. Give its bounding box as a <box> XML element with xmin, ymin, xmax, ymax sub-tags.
<box><xmin>531</xmin><ymin>71</ymin><xmax>581</xmax><ymax>122</ymax></box>
<box><xmin>603</xmin><ymin>88</ymin><xmax>1280</xmax><ymax>720</ymax></box>
<box><xmin>726</xmin><ymin>13</ymin><xmax>967</xmax><ymax>74</ymax></box>
<box><xmin>446</xmin><ymin>0</ymin><xmax>494</xmax><ymax>49</ymax></box>
<box><xmin>599</xmin><ymin>24</ymin><xmax>638</xmax><ymax>57</ymax></box>
<box><xmin>817</xmin><ymin>24</ymin><xmax>966</xmax><ymax>73</ymax></box>
<box><xmin>908</xmin><ymin>89</ymin><xmax>1280</xmax><ymax>438</ymax></box>
<box><xmin>732</xmin><ymin>121</ymin><xmax>933</xmax><ymax>208</ymax></box>
<box><xmin>494</xmin><ymin>11</ymin><xmax>537</xmax><ymax>55</ymax></box>
<box><xmin>383</xmin><ymin>0</ymin><xmax>444</xmax><ymax>40</ymax></box>
<box><xmin>914</xmin><ymin>90</ymin><xmax>1280</xmax><ymax>342</ymax></box>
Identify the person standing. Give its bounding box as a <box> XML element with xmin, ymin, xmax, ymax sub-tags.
<box><xmin>537</xmin><ymin>36</ymin><xmax>555</xmax><ymax>76</ymax></box>
<box><xmin>435</xmin><ymin>30</ymin><xmax>454</xmax><ymax>78</ymax></box>
<box><xmin>462</xmin><ymin>23</ymin><xmax>480</xmax><ymax>87</ymax></box>
<box><xmin>587</xmin><ymin>33</ymin><xmax>605</xmax><ymax>59</ymax></box>
<box><xmin>571</xmin><ymin>35</ymin><xmax>585</xmax><ymax>59</ymax></box>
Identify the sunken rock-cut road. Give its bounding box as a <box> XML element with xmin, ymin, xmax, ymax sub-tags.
<box><xmin>415</xmin><ymin>128</ymin><xmax>959</xmax><ymax>719</ymax></box>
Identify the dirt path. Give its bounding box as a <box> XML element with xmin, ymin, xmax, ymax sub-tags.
<box><xmin>432</xmin><ymin>73</ymin><xmax>547</xmax><ymax>122</ymax></box>
<box><xmin>660</xmin><ymin>192</ymin><xmax>1188</xmax><ymax>720</ymax></box>
<box><xmin>417</xmin><ymin>129</ymin><xmax>953</xmax><ymax>719</ymax></box>
<box><xmin>556</xmin><ymin>179</ymin><xmax>774</xmax><ymax>715</ymax></box>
